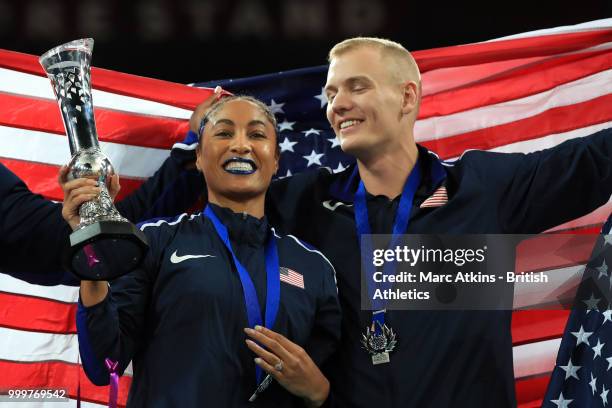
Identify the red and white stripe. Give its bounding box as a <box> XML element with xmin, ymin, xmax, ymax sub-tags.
<box><xmin>280</xmin><ymin>267</ymin><xmax>305</xmax><ymax>289</ymax></box>
<box><xmin>420</xmin><ymin>186</ymin><xmax>448</xmax><ymax>208</ymax></box>
<box><xmin>0</xmin><ymin>18</ymin><xmax>610</xmax><ymax>408</ymax></box>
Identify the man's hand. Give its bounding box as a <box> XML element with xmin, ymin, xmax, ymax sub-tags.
<box><xmin>58</xmin><ymin>165</ymin><xmax>120</xmax><ymax>230</ymax></box>
<box><xmin>189</xmin><ymin>86</ymin><xmax>224</xmax><ymax>134</ymax></box>
<box><xmin>244</xmin><ymin>326</ymin><xmax>330</xmax><ymax>407</ymax></box>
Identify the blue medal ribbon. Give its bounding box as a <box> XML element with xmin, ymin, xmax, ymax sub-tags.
<box><xmin>354</xmin><ymin>161</ymin><xmax>421</xmax><ymax>333</ymax></box>
<box><xmin>204</xmin><ymin>205</ymin><xmax>280</xmax><ymax>383</ymax></box>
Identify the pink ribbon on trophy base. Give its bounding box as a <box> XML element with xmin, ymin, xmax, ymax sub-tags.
<box><xmin>83</xmin><ymin>244</ymin><xmax>101</xmax><ymax>268</ymax></box>
<box><xmin>105</xmin><ymin>358</ymin><xmax>119</xmax><ymax>408</ymax></box>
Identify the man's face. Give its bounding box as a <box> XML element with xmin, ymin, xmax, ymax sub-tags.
<box><xmin>196</xmin><ymin>99</ymin><xmax>278</xmax><ymax>202</ymax></box>
<box><xmin>325</xmin><ymin>47</ymin><xmax>407</xmax><ymax>157</ymax></box>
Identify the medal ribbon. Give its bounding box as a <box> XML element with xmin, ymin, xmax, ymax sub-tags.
<box><xmin>104</xmin><ymin>358</ymin><xmax>119</xmax><ymax>408</ymax></box>
<box><xmin>354</xmin><ymin>161</ymin><xmax>421</xmax><ymax>333</ymax></box>
<box><xmin>204</xmin><ymin>205</ymin><xmax>280</xmax><ymax>384</ymax></box>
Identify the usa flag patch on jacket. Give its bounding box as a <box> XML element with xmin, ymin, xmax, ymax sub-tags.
<box><xmin>420</xmin><ymin>186</ymin><xmax>448</xmax><ymax>208</ymax></box>
<box><xmin>280</xmin><ymin>267</ymin><xmax>305</xmax><ymax>289</ymax></box>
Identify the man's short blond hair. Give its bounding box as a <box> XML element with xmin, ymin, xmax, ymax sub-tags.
<box><xmin>328</xmin><ymin>37</ymin><xmax>421</xmax><ymax>84</ymax></box>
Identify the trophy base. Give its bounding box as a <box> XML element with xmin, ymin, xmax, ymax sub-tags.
<box><xmin>67</xmin><ymin>221</ymin><xmax>149</xmax><ymax>281</ymax></box>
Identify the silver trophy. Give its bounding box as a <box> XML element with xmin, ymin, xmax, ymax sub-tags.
<box><xmin>39</xmin><ymin>38</ymin><xmax>147</xmax><ymax>280</ymax></box>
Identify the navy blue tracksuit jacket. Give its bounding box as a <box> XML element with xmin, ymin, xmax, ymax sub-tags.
<box><xmin>263</xmin><ymin>128</ymin><xmax>612</xmax><ymax>407</ymax></box>
<box><xmin>77</xmin><ymin>204</ymin><xmax>341</xmax><ymax>407</ymax></box>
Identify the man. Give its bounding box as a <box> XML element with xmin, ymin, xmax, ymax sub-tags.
<box><xmin>256</xmin><ymin>38</ymin><xmax>612</xmax><ymax>407</ymax></box>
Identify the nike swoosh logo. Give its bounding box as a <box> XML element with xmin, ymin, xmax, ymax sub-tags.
<box><xmin>322</xmin><ymin>200</ymin><xmax>353</xmax><ymax>212</ymax></box>
<box><xmin>170</xmin><ymin>250</ymin><xmax>216</xmax><ymax>264</ymax></box>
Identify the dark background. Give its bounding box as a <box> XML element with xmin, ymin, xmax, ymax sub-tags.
<box><xmin>1</xmin><ymin>0</ymin><xmax>610</xmax><ymax>84</ymax></box>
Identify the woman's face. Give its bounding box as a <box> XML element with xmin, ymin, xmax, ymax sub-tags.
<box><xmin>196</xmin><ymin>99</ymin><xmax>279</xmax><ymax>203</ymax></box>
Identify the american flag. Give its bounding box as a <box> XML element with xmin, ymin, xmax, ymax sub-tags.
<box><xmin>543</xmin><ymin>217</ymin><xmax>612</xmax><ymax>408</ymax></box>
<box><xmin>0</xmin><ymin>18</ymin><xmax>611</xmax><ymax>407</ymax></box>
<box><xmin>280</xmin><ymin>267</ymin><xmax>305</xmax><ymax>290</ymax></box>
<box><xmin>419</xmin><ymin>186</ymin><xmax>448</xmax><ymax>208</ymax></box>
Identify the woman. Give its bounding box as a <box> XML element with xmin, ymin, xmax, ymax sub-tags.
<box><xmin>65</xmin><ymin>96</ymin><xmax>340</xmax><ymax>407</ymax></box>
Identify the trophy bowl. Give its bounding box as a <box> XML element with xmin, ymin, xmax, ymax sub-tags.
<box><xmin>39</xmin><ymin>38</ymin><xmax>148</xmax><ymax>280</ymax></box>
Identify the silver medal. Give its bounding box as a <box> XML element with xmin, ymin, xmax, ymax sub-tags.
<box><xmin>361</xmin><ymin>321</ymin><xmax>397</xmax><ymax>365</ymax></box>
<box><xmin>248</xmin><ymin>374</ymin><xmax>274</xmax><ymax>402</ymax></box>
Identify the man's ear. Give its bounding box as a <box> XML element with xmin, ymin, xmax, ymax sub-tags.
<box><xmin>400</xmin><ymin>80</ymin><xmax>419</xmax><ymax>115</ymax></box>
<box><xmin>195</xmin><ymin>145</ymin><xmax>202</xmax><ymax>171</ymax></box>
<box><xmin>273</xmin><ymin>148</ymin><xmax>280</xmax><ymax>174</ymax></box>
<box><xmin>274</xmin><ymin>135</ymin><xmax>280</xmax><ymax>173</ymax></box>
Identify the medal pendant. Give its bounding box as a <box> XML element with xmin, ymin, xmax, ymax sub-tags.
<box><xmin>248</xmin><ymin>374</ymin><xmax>274</xmax><ymax>402</ymax></box>
<box><xmin>371</xmin><ymin>352</ymin><xmax>390</xmax><ymax>365</ymax></box>
<box><xmin>361</xmin><ymin>321</ymin><xmax>397</xmax><ymax>366</ymax></box>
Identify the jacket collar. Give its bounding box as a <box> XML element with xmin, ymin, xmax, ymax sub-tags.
<box><xmin>206</xmin><ymin>203</ymin><xmax>269</xmax><ymax>246</ymax></box>
<box><xmin>329</xmin><ymin>144</ymin><xmax>448</xmax><ymax>202</ymax></box>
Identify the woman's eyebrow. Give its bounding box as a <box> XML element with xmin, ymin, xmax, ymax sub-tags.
<box><xmin>212</xmin><ymin>119</ymin><xmax>267</xmax><ymax>127</ymax></box>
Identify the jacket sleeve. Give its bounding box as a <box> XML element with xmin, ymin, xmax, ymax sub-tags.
<box><xmin>114</xmin><ymin>141</ymin><xmax>203</xmax><ymax>223</ymax></box>
<box><xmin>495</xmin><ymin>127</ymin><xmax>612</xmax><ymax>233</ymax></box>
<box><xmin>0</xmin><ymin>163</ymin><xmax>73</xmax><ymax>283</ymax></box>
<box><xmin>266</xmin><ymin>168</ymin><xmax>328</xmax><ymax>237</ymax></box>
<box><xmin>304</xmin><ymin>258</ymin><xmax>340</xmax><ymax>408</ymax></box>
<box><xmin>303</xmin><ymin>257</ymin><xmax>341</xmax><ymax>368</ymax></box>
<box><xmin>76</xmin><ymin>229</ymin><xmax>158</xmax><ymax>385</ymax></box>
